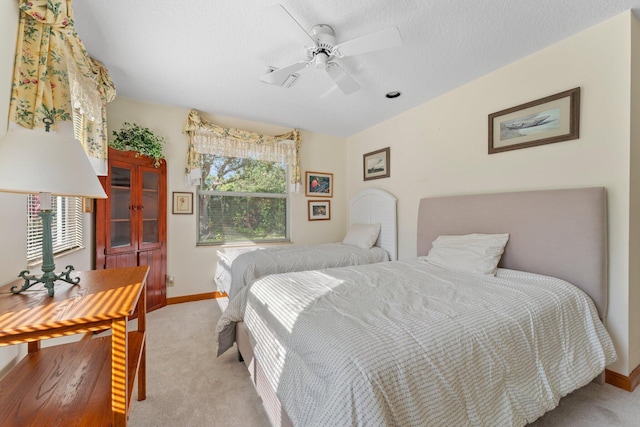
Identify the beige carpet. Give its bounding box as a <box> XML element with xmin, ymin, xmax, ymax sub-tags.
<box><xmin>128</xmin><ymin>298</ymin><xmax>270</xmax><ymax>427</ymax></box>
<box><xmin>128</xmin><ymin>298</ymin><xmax>640</xmax><ymax>427</ymax></box>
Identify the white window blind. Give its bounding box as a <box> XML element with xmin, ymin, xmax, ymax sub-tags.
<box><xmin>27</xmin><ymin>194</ymin><xmax>84</xmax><ymax>263</ymax></box>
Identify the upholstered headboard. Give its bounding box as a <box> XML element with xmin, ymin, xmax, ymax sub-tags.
<box><xmin>417</xmin><ymin>187</ymin><xmax>608</xmax><ymax>318</ymax></box>
<box><xmin>350</xmin><ymin>188</ymin><xmax>398</xmax><ymax>261</ymax></box>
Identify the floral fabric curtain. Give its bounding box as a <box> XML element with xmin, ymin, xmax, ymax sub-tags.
<box><xmin>9</xmin><ymin>0</ymin><xmax>115</xmax><ymax>175</ymax></box>
<box><xmin>183</xmin><ymin>109</ymin><xmax>302</xmax><ymax>191</ymax></box>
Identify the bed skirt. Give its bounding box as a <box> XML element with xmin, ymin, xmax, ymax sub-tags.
<box><xmin>237</xmin><ymin>321</ymin><xmax>294</xmax><ymax>427</ymax></box>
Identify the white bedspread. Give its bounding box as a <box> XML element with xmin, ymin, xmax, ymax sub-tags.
<box><xmin>215</xmin><ymin>243</ymin><xmax>389</xmax><ymax>299</ymax></box>
<box><xmin>216</xmin><ymin>259</ymin><xmax>616</xmax><ymax>427</ymax></box>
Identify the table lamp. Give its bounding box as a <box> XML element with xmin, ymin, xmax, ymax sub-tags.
<box><xmin>0</xmin><ymin>126</ymin><xmax>107</xmax><ymax>296</ymax></box>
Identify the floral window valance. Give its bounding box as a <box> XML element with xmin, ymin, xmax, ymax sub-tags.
<box><xmin>9</xmin><ymin>0</ymin><xmax>115</xmax><ymax>175</ymax></box>
<box><xmin>183</xmin><ymin>109</ymin><xmax>302</xmax><ymax>190</ymax></box>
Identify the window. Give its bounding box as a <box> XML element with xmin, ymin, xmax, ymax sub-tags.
<box><xmin>27</xmin><ymin>194</ymin><xmax>83</xmax><ymax>263</ymax></box>
<box><xmin>197</xmin><ymin>154</ymin><xmax>288</xmax><ymax>244</ymax></box>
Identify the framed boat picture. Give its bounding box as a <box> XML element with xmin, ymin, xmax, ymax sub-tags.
<box><xmin>363</xmin><ymin>147</ymin><xmax>390</xmax><ymax>181</ymax></box>
<box><xmin>488</xmin><ymin>87</ymin><xmax>580</xmax><ymax>154</ymax></box>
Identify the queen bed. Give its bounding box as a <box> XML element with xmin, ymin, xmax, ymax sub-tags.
<box><xmin>215</xmin><ymin>188</ymin><xmax>397</xmax><ymax>299</ymax></box>
<box><xmin>216</xmin><ymin>187</ymin><xmax>616</xmax><ymax>427</ymax></box>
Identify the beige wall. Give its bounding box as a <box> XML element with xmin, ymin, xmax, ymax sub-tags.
<box><xmin>346</xmin><ymin>11</ymin><xmax>638</xmax><ymax>376</ymax></box>
<box><xmin>0</xmin><ymin>0</ymin><xmax>20</xmax><ymax>377</ymax></box>
<box><xmin>629</xmin><ymin>13</ymin><xmax>640</xmax><ymax>374</ymax></box>
<box><xmin>106</xmin><ymin>97</ymin><xmax>347</xmax><ymax>298</ymax></box>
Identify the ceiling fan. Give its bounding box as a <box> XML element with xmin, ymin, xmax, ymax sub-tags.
<box><xmin>259</xmin><ymin>4</ymin><xmax>402</xmax><ymax>95</ymax></box>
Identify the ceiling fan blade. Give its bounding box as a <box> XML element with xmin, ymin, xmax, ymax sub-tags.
<box><xmin>270</xmin><ymin>4</ymin><xmax>316</xmax><ymax>45</ymax></box>
<box><xmin>259</xmin><ymin>61</ymin><xmax>308</xmax><ymax>85</ymax></box>
<box><xmin>334</xmin><ymin>27</ymin><xmax>402</xmax><ymax>57</ymax></box>
<box><xmin>326</xmin><ymin>62</ymin><xmax>360</xmax><ymax>95</ymax></box>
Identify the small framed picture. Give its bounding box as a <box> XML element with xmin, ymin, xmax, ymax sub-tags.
<box><xmin>363</xmin><ymin>147</ymin><xmax>390</xmax><ymax>181</ymax></box>
<box><xmin>308</xmin><ymin>200</ymin><xmax>331</xmax><ymax>221</ymax></box>
<box><xmin>305</xmin><ymin>171</ymin><xmax>333</xmax><ymax>197</ymax></box>
<box><xmin>172</xmin><ymin>192</ymin><xmax>193</xmax><ymax>214</ymax></box>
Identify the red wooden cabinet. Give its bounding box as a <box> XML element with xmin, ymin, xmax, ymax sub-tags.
<box><xmin>96</xmin><ymin>147</ymin><xmax>167</xmax><ymax>312</ymax></box>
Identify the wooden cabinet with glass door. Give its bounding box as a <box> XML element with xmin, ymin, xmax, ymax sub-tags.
<box><xmin>96</xmin><ymin>147</ymin><xmax>167</xmax><ymax>312</ymax></box>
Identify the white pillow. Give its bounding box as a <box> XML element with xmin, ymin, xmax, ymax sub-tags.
<box><xmin>424</xmin><ymin>233</ymin><xmax>509</xmax><ymax>276</ymax></box>
<box><xmin>343</xmin><ymin>223</ymin><xmax>381</xmax><ymax>250</ymax></box>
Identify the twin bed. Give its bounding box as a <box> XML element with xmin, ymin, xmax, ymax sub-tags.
<box><xmin>215</xmin><ymin>187</ymin><xmax>616</xmax><ymax>427</ymax></box>
<box><xmin>215</xmin><ymin>188</ymin><xmax>398</xmax><ymax>299</ymax></box>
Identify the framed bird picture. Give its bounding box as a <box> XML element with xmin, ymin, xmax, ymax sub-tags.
<box><xmin>305</xmin><ymin>171</ymin><xmax>333</xmax><ymax>197</ymax></box>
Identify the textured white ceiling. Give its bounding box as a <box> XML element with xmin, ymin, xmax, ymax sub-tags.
<box><xmin>72</xmin><ymin>0</ymin><xmax>640</xmax><ymax>137</ymax></box>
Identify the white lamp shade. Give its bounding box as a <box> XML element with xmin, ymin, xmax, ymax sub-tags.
<box><xmin>0</xmin><ymin>127</ymin><xmax>107</xmax><ymax>199</ymax></box>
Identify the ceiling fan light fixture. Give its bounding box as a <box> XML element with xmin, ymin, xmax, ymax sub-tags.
<box><xmin>385</xmin><ymin>91</ymin><xmax>401</xmax><ymax>99</ymax></box>
<box><xmin>314</xmin><ymin>52</ymin><xmax>329</xmax><ymax>69</ymax></box>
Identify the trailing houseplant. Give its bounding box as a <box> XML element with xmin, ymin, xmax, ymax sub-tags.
<box><xmin>110</xmin><ymin>122</ymin><xmax>165</xmax><ymax>167</ymax></box>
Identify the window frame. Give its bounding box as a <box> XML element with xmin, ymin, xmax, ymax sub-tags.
<box><xmin>27</xmin><ymin>194</ymin><xmax>84</xmax><ymax>265</ymax></box>
<box><xmin>196</xmin><ymin>158</ymin><xmax>291</xmax><ymax>246</ymax></box>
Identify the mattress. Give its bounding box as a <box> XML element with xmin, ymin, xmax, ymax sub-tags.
<box><xmin>216</xmin><ymin>258</ymin><xmax>616</xmax><ymax>427</ymax></box>
<box><xmin>215</xmin><ymin>243</ymin><xmax>389</xmax><ymax>299</ymax></box>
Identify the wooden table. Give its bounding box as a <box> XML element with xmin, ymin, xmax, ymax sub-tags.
<box><xmin>0</xmin><ymin>266</ymin><xmax>148</xmax><ymax>427</ymax></box>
